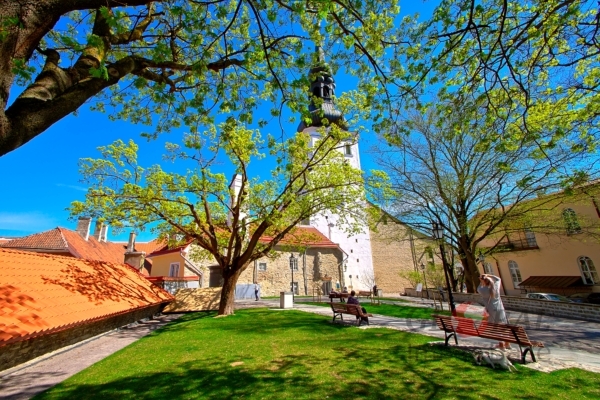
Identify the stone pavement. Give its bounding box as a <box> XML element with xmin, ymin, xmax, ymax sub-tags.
<box><xmin>0</xmin><ymin>314</ymin><xmax>181</xmax><ymax>400</ymax></box>
<box><xmin>2</xmin><ymin>298</ymin><xmax>599</xmax><ymax>400</ymax></box>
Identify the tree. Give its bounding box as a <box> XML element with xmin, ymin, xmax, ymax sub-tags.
<box><xmin>0</xmin><ymin>0</ymin><xmax>399</xmax><ymax>156</ymax></box>
<box><xmin>70</xmin><ymin>121</ymin><xmax>366</xmax><ymax>315</ymax></box>
<box><xmin>370</xmin><ymin>97</ymin><xmax>596</xmax><ymax>292</ymax></box>
<box><xmin>388</xmin><ymin>0</ymin><xmax>600</xmax><ymax>156</ymax></box>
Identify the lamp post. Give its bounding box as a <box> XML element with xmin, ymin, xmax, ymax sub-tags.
<box><xmin>419</xmin><ymin>262</ymin><xmax>430</xmax><ymax>299</ymax></box>
<box><xmin>432</xmin><ymin>222</ymin><xmax>456</xmax><ymax>315</ymax></box>
<box><xmin>289</xmin><ymin>253</ymin><xmax>297</xmax><ymax>301</ymax></box>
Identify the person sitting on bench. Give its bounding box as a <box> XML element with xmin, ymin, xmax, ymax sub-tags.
<box><xmin>347</xmin><ymin>290</ymin><xmax>369</xmax><ymax>324</ymax></box>
<box><xmin>341</xmin><ymin>287</ymin><xmax>348</xmax><ymax>303</ymax></box>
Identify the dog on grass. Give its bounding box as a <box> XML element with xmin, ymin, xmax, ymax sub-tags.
<box><xmin>473</xmin><ymin>349</ymin><xmax>517</xmax><ymax>372</ymax></box>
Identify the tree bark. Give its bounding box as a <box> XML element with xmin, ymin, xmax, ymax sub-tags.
<box><xmin>217</xmin><ymin>263</ymin><xmax>246</xmax><ymax>316</ymax></box>
<box><xmin>457</xmin><ymin>234</ymin><xmax>481</xmax><ymax>292</ymax></box>
<box><xmin>0</xmin><ymin>0</ymin><xmax>157</xmax><ymax>157</ymax></box>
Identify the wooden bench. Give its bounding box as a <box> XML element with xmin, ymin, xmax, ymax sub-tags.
<box><xmin>357</xmin><ymin>290</ymin><xmax>373</xmax><ymax>298</ymax></box>
<box><xmin>329</xmin><ymin>302</ymin><xmax>373</xmax><ymax>326</ymax></box>
<box><xmin>329</xmin><ymin>292</ymin><xmax>349</xmax><ymax>302</ymax></box>
<box><xmin>432</xmin><ymin>314</ymin><xmax>544</xmax><ymax>363</ymax></box>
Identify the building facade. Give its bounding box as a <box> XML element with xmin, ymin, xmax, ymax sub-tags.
<box><xmin>477</xmin><ymin>185</ymin><xmax>600</xmax><ymax>296</ymax></box>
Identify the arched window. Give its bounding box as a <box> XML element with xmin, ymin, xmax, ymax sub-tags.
<box><xmin>508</xmin><ymin>260</ymin><xmax>522</xmax><ymax>288</ymax></box>
<box><xmin>562</xmin><ymin>208</ymin><xmax>582</xmax><ymax>235</ymax></box>
<box><xmin>578</xmin><ymin>256</ymin><xmax>599</xmax><ymax>285</ymax></box>
<box><xmin>483</xmin><ymin>262</ymin><xmax>494</xmax><ymax>275</ymax></box>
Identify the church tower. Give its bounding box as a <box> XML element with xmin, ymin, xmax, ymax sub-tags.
<box><xmin>297</xmin><ymin>47</ymin><xmax>374</xmax><ymax>291</ymax></box>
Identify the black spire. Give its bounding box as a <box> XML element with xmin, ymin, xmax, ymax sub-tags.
<box><xmin>297</xmin><ymin>46</ymin><xmax>347</xmax><ymax>132</ymax></box>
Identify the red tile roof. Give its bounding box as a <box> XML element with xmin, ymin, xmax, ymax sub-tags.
<box><xmin>0</xmin><ymin>229</ymin><xmax>67</xmax><ymax>250</ymax></box>
<box><xmin>0</xmin><ymin>248</ymin><xmax>172</xmax><ymax>346</ymax></box>
<box><xmin>134</xmin><ymin>239</ymin><xmax>168</xmax><ymax>254</ymax></box>
<box><xmin>1</xmin><ymin>228</ymin><xmax>129</xmax><ymax>264</ymax></box>
<box><xmin>260</xmin><ymin>226</ymin><xmax>342</xmax><ymax>249</ymax></box>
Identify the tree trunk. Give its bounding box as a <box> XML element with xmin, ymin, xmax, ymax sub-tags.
<box><xmin>457</xmin><ymin>234</ymin><xmax>481</xmax><ymax>293</ymax></box>
<box><xmin>217</xmin><ymin>264</ymin><xmax>245</xmax><ymax>316</ymax></box>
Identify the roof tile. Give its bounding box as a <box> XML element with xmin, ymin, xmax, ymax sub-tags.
<box><xmin>0</xmin><ymin>248</ymin><xmax>172</xmax><ymax>346</ymax></box>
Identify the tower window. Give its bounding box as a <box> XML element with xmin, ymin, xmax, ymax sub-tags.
<box><xmin>345</xmin><ymin>144</ymin><xmax>352</xmax><ymax>156</ymax></box>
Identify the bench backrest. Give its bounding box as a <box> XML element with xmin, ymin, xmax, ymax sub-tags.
<box><xmin>432</xmin><ymin>314</ymin><xmax>534</xmax><ymax>346</ymax></box>
<box><xmin>478</xmin><ymin>322</ymin><xmax>533</xmax><ymax>345</ymax></box>
<box><xmin>432</xmin><ymin>314</ymin><xmax>479</xmax><ymax>336</ymax></box>
<box><xmin>330</xmin><ymin>302</ymin><xmax>364</xmax><ymax>317</ymax></box>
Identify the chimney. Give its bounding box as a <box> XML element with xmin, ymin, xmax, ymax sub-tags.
<box><xmin>126</xmin><ymin>232</ymin><xmax>136</xmax><ymax>252</ymax></box>
<box><xmin>92</xmin><ymin>221</ymin><xmax>104</xmax><ymax>241</ymax></box>
<box><xmin>100</xmin><ymin>224</ymin><xmax>109</xmax><ymax>242</ymax></box>
<box><xmin>75</xmin><ymin>217</ymin><xmax>92</xmax><ymax>240</ymax></box>
<box><xmin>124</xmin><ymin>231</ymin><xmax>145</xmax><ymax>271</ymax></box>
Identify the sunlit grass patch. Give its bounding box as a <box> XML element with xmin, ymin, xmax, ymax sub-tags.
<box><xmin>35</xmin><ymin>309</ymin><xmax>600</xmax><ymax>400</ymax></box>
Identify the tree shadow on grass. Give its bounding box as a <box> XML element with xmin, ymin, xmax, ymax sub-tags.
<box><xmin>35</xmin><ymin>310</ymin><xmax>600</xmax><ymax>400</ymax></box>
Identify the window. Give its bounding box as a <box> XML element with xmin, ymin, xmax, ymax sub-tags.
<box><xmin>292</xmin><ymin>282</ymin><xmax>299</xmax><ymax>295</ymax></box>
<box><xmin>169</xmin><ymin>262</ymin><xmax>180</xmax><ymax>277</ymax></box>
<box><xmin>344</xmin><ymin>144</ymin><xmax>352</xmax><ymax>156</ymax></box>
<box><xmin>524</xmin><ymin>229</ymin><xmax>537</xmax><ymax>247</ymax></box>
<box><xmin>299</xmin><ymin>217</ymin><xmax>310</xmax><ymax>226</ymax></box>
<box><xmin>483</xmin><ymin>262</ymin><xmax>494</xmax><ymax>275</ymax></box>
<box><xmin>290</xmin><ymin>260</ymin><xmax>299</xmax><ymax>271</ymax></box>
<box><xmin>578</xmin><ymin>256</ymin><xmax>599</xmax><ymax>285</ymax></box>
<box><xmin>563</xmin><ymin>208</ymin><xmax>582</xmax><ymax>235</ymax></box>
<box><xmin>508</xmin><ymin>260</ymin><xmax>522</xmax><ymax>288</ymax></box>
<box><xmin>258</xmin><ymin>262</ymin><xmax>267</xmax><ymax>272</ymax></box>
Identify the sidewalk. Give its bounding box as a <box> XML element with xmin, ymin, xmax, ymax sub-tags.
<box><xmin>0</xmin><ymin>314</ymin><xmax>181</xmax><ymax>400</ymax></box>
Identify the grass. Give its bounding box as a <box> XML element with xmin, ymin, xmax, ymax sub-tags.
<box><xmin>261</xmin><ymin>296</ymin><xmax>409</xmax><ymax>302</ymax></box>
<box><xmin>297</xmin><ymin>301</ymin><xmax>451</xmax><ymax>320</ymax></box>
<box><xmin>34</xmin><ymin>309</ymin><xmax>599</xmax><ymax>400</ymax></box>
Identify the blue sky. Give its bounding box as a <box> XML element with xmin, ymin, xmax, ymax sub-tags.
<box><xmin>0</xmin><ymin>1</ymin><xmax>437</xmax><ymax>242</ymax></box>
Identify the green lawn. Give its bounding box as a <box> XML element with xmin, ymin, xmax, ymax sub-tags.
<box><xmin>35</xmin><ymin>309</ymin><xmax>599</xmax><ymax>400</ymax></box>
<box><xmin>298</xmin><ymin>301</ymin><xmax>451</xmax><ymax>320</ymax></box>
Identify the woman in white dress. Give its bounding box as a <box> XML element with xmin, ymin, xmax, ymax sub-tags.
<box><xmin>477</xmin><ymin>274</ymin><xmax>510</xmax><ymax>349</ymax></box>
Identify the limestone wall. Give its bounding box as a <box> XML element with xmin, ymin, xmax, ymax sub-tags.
<box><xmin>238</xmin><ymin>247</ymin><xmax>344</xmax><ymax>296</ymax></box>
<box><xmin>370</xmin><ymin>220</ymin><xmax>432</xmax><ymax>296</ymax></box>
<box><xmin>0</xmin><ymin>304</ymin><xmax>166</xmax><ymax>372</ymax></box>
<box><xmin>404</xmin><ymin>288</ymin><xmax>600</xmax><ymax>323</ymax></box>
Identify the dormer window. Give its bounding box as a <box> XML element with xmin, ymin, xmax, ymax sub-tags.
<box><xmin>344</xmin><ymin>144</ymin><xmax>352</xmax><ymax>156</ymax></box>
<box><xmin>562</xmin><ymin>208</ymin><xmax>582</xmax><ymax>235</ymax></box>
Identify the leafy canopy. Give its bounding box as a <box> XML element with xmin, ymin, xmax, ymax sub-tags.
<box><xmin>70</xmin><ymin>120</ymin><xmax>366</xmax><ymax>267</ymax></box>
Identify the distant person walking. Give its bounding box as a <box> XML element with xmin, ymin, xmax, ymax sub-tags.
<box><xmin>254</xmin><ymin>283</ymin><xmax>260</xmax><ymax>301</ymax></box>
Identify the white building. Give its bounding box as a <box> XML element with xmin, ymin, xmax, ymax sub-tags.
<box><xmin>296</xmin><ymin>47</ymin><xmax>375</xmax><ymax>291</ymax></box>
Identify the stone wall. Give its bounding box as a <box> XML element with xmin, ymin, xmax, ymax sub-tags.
<box><xmin>0</xmin><ymin>304</ymin><xmax>166</xmax><ymax>372</ymax></box>
<box><xmin>238</xmin><ymin>247</ymin><xmax>343</xmax><ymax>296</ymax></box>
<box><xmin>404</xmin><ymin>288</ymin><xmax>600</xmax><ymax>323</ymax></box>
<box><xmin>370</xmin><ymin>220</ymin><xmax>432</xmax><ymax>296</ymax></box>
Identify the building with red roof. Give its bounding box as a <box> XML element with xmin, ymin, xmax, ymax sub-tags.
<box><xmin>0</xmin><ymin>217</ymin><xmax>167</xmax><ymax>276</ymax></box>
<box><xmin>0</xmin><ymin>248</ymin><xmax>172</xmax><ymax>371</ymax></box>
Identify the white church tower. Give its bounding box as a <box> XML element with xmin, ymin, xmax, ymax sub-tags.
<box><xmin>297</xmin><ymin>47</ymin><xmax>375</xmax><ymax>291</ymax></box>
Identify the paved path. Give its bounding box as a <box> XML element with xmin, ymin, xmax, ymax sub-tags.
<box><xmin>2</xmin><ymin>298</ymin><xmax>599</xmax><ymax>399</ymax></box>
<box><xmin>283</xmin><ymin>297</ymin><xmax>600</xmax><ymax>373</ymax></box>
<box><xmin>0</xmin><ymin>314</ymin><xmax>181</xmax><ymax>400</ymax></box>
